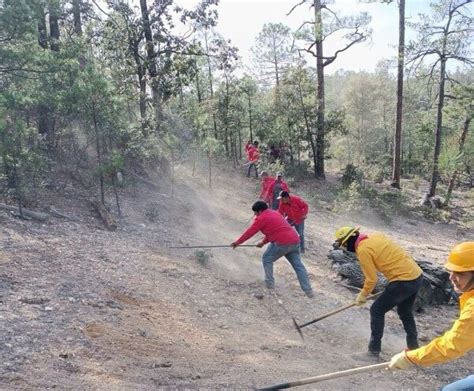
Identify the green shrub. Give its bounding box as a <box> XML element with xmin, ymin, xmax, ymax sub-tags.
<box><xmin>144</xmin><ymin>201</ymin><xmax>160</xmax><ymax>222</ymax></box>
<box><xmin>334</xmin><ymin>182</ymin><xmax>369</xmax><ymax>213</ymax></box>
<box><xmin>194</xmin><ymin>249</ymin><xmax>212</xmax><ymax>267</ymax></box>
<box><xmin>285</xmin><ymin>160</ymin><xmax>311</xmax><ymax>180</ymax></box>
<box><xmin>341</xmin><ymin>164</ymin><xmax>363</xmax><ymax>188</ymax></box>
<box><xmin>366</xmin><ymin>164</ymin><xmax>386</xmax><ymax>183</ymax></box>
<box><xmin>334</xmin><ymin>182</ymin><xmax>411</xmax><ymax>223</ymax></box>
<box><xmin>421</xmin><ymin>207</ymin><xmax>451</xmax><ymax>223</ymax></box>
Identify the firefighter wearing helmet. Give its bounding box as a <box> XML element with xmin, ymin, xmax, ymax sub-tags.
<box><xmin>389</xmin><ymin>242</ymin><xmax>474</xmax><ymax>390</ymax></box>
<box><xmin>334</xmin><ymin>226</ymin><xmax>423</xmax><ymax>360</ymax></box>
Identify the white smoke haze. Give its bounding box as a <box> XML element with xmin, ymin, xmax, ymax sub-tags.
<box><xmin>174</xmin><ymin>159</ymin><xmax>265</xmax><ymax>283</ymax></box>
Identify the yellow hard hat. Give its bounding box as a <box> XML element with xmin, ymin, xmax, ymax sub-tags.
<box><xmin>445</xmin><ymin>242</ymin><xmax>474</xmax><ymax>272</ymax></box>
<box><xmin>334</xmin><ymin>226</ymin><xmax>360</xmax><ymax>246</ymax></box>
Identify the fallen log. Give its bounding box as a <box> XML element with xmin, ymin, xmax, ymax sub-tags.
<box><xmin>0</xmin><ymin>202</ymin><xmax>49</xmax><ymax>222</ymax></box>
<box><xmin>328</xmin><ymin>249</ymin><xmax>454</xmax><ymax>311</ymax></box>
<box><xmin>90</xmin><ymin>200</ymin><xmax>117</xmax><ymax>231</ymax></box>
<box><xmin>48</xmin><ymin>207</ymin><xmax>77</xmax><ymax>221</ymax></box>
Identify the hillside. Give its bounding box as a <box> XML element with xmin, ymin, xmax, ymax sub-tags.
<box><xmin>0</xmin><ymin>162</ymin><xmax>472</xmax><ymax>390</ymax></box>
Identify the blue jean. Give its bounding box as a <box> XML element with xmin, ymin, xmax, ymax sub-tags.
<box><xmin>442</xmin><ymin>375</ymin><xmax>474</xmax><ymax>391</ymax></box>
<box><xmin>262</xmin><ymin>242</ymin><xmax>312</xmax><ymax>293</ymax></box>
<box><xmin>294</xmin><ymin>221</ymin><xmax>305</xmax><ymax>252</ymax></box>
<box><xmin>247</xmin><ymin>163</ymin><xmax>258</xmax><ymax>178</ymax></box>
<box><xmin>271</xmin><ymin>197</ymin><xmax>279</xmax><ymax>210</ymax></box>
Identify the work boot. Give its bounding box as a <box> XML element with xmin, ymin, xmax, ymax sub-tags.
<box><xmin>407</xmin><ymin>340</ymin><xmax>419</xmax><ymax>350</ymax></box>
<box><xmin>305</xmin><ymin>290</ymin><xmax>314</xmax><ymax>298</ymax></box>
<box><xmin>350</xmin><ymin>350</ymin><xmax>381</xmax><ymax>363</ymax></box>
<box><xmin>406</xmin><ymin>335</ymin><xmax>419</xmax><ymax>350</ymax></box>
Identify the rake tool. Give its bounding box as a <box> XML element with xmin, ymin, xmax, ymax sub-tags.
<box><xmin>169</xmin><ymin>244</ymin><xmax>258</xmax><ymax>249</ymax></box>
<box><xmin>257</xmin><ymin>362</ymin><xmax>390</xmax><ymax>390</ymax></box>
<box><xmin>293</xmin><ymin>291</ymin><xmax>383</xmax><ymax>340</ymax></box>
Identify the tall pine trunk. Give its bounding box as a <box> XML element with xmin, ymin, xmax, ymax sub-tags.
<box><xmin>314</xmin><ymin>0</ymin><xmax>326</xmax><ymax>179</ymax></box>
<box><xmin>140</xmin><ymin>0</ymin><xmax>163</xmax><ymax>133</ymax></box>
<box><xmin>72</xmin><ymin>0</ymin><xmax>83</xmax><ymax>36</ymax></box>
<box><xmin>247</xmin><ymin>94</ymin><xmax>253</xmax><ymax>141</ymax></box>
<box><xmin>92</xmin><ymin>103</ymin><xmax>105</xmax><ymax>205</ymax></box>
<box><xmin>49</xmin><ymin>1</ymin><xmax>60</xmax><ymax>52</ymax></box>
<box><xmin>428</xmin><ymin>58</ymin><xmax>447</xmax><ymax>198</ymax></box>
<box><xmin>204</xmin><ymin>31</ymin><xmax>218</xmax><ymax>139</ymax></box>
<box><xmin>297</xmin><ymin>77</ymin><xmax>317</xmax><ymax>175</ymax></box>
<box><xmin>445</xmin><ymin>114</ymin><xmax>471</xmax><ymax>206</ymax></box>
<box><xmin>391</xmin><ymin>0</ymin><xmax>405</xmax><ymax>189</ymax></box>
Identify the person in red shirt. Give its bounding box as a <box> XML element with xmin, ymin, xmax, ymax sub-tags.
<box><xmin>244</xmin><ymin>140</ymin><xmax>252</xmax><ymax>153</ymax></box>
<box><xmin>277</xmin><ymin>191</ymin><xmax>309</xmax><ymax>254</ymax></box>
<box><xmin>246</xmin><ymin>141</ymin><xmax>260</xmax><ymax>178</ymax></box>
<box><xmin>266</xmin><ymin>172</ymin><xmax>289</xmax><ymax>210</ymax></box>
<box><xmin>259</xmin><ymin>171</ymin><xmax>274</xmax><ymax>205</ymax></box>
<box><xmin>231</xmin><ymin>201</ymin><xmax>314</xmax><ymax>297</ymax></box>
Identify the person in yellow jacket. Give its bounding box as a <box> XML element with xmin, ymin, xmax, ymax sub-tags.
<box><xmin>389</xmin><ymin>242</ymin><xmax>474</xmax><ymax>391</ymax></box>
<box><xmin>334</xmin><ymin>227</ymin><xmax>423</xmax><ymax>360</ymax></box>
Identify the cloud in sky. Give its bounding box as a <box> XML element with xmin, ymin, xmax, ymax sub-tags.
<box><xmin>178</xmin><ymin>0</ymin><xmax>433</xmax><ymax>74</ymax></box>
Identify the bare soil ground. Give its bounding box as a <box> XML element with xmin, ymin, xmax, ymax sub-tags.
<box><xmin>0</xmin><ymin>161</ymin><xmax>472</xmax><ymax>390</ymax></box>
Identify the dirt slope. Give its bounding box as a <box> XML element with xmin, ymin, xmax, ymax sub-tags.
<box><xmin>0</xmin><ymin>162</ymin><xmax>472</xmax><ymax>390</ymax></box>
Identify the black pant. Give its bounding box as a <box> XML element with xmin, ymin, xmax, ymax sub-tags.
<box><xmin>368</xmin><ymin>275</ymin><xmax>423</xmax><ymax>353</ymax></box>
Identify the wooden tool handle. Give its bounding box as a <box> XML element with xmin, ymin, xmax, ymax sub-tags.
<box><xmin>299</xmin><ymin>291</ymin><xmax>383</xmax><ymax>328</ymax></box>
<box><xmin>258</xmin><ymin>362</ymin><xmax>390</xmax><ymax>390</ymax></box>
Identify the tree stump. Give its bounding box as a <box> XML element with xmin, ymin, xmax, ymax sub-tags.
<box><xmin>90</xmin><ymin>200</ymin><xmax>117</xmax><ymax>231</ymax></box>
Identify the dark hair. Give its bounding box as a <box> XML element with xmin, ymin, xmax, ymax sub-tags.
<box><xmin>346</xmin><ymin>233</ymin><xmax>359</xmax><ymax>253</ymax></box>
<box><xmin>252</xmin><ymin>201</ymin><xmax>268</xmax><ymax>213</ymax></box>
<box><xmin>279</xmin><ymin>191</ymin><xmax>290</xmax><ymax>198</ymax></box>
<box><xmin>253</xmin><ymin>141</ymin><xmax>259</xmax><ymax>146</ymax></box>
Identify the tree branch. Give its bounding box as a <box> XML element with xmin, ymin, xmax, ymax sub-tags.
<box><xmin>287</xmin><ymin>0</ymin><xmax>307</xmax><ymax>16</ymax></box>
<box><xmin>295</xmin><ymin>21</ymin><xmax>314</xmax><ymax>33</ymax></box>
<box><xmin>446</xmin><ymin>55</ymin><xmax>474</xmax><ymax>65</ymax></box>
<box><xmin>324</xmin><ymin>6</ymin><xmax>342</xmax><ymax>24</ymax></box>
<box><xmin>302</xmin><ymin>47</ymin><xmax>317</xmax><ymax>58</ymax></box>
<box><xmin>323</xmin><ymin>33</ymin><xmax>367</xmax><ymax>67</ymax></box>
<box><xmin>406</xmin><ymin>49</ymin><xmax>441</xmax><ymax>65</ymax></box>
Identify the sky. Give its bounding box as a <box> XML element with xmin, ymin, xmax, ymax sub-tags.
<box><xmin>177</xmin><ymin>0</ymin><xmax>434</xmax><ymax>74</ymax></box>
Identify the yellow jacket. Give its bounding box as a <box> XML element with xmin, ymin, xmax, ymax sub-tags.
<box><xmin>407</xmin><ymin>290</ymin><xmax>474</xmax><ymax>366</ymax></box>
<box><xmin>356</xmin><ymin>233</ymin><xmax>422</xmax><ymax>295</ymax></box>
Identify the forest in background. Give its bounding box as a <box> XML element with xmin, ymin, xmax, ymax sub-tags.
<box><xmin>0</xmin><ymin>0</ymin><xmax>472</xmax><ymax>223</ymax></box>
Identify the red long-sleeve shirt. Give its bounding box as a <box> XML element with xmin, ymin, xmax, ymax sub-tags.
<box><xmin>265</xmin><ymin>179</ymin><xmax>289</xmax><ymax>201</ymax></box>
<box><xmin>247</xmin><ymin>146</ymin><xmax>260</xmax><ymax>163</ymax></box>
<box><xmin>260</xmin><ymin>177</ymin><xmax>274</xmax><ymax>201</ymax></box>
<box><xmin>234</xmin><ymin>209</ymin><xmax>300</xmax><ymax>246</ymax></box>
<box><xmin>278</xmin><ymin>195</ymin><xmax>309</xmax><ymax>224</ymax></box>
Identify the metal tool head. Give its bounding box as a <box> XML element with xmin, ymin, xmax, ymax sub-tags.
<box><xmin>292</xmin><ymin>317</ymin><xmax>304</xmax><ymax>341</ymax></box>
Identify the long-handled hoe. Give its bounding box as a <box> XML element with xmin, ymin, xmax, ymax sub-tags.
<box><xmin>169</xmin><ymin>244</ymin><xmax>258</xmax><ymax>249</ymax></box>
<box><xmin>257</xmin><ymin>362</ymin><xmax>390</xmax><ymax>390</ymax></box>
<box><xmin>292</xmin><ymin>291</ymin><xmax>383</xmax><ymax>340</ymax></box>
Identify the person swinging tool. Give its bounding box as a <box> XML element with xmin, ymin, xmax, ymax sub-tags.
<box><xmin>277</xmin><ymin>191</ymin><xmax>308</xmax><ymax>254</ymax></box>
<box><xmin>333</xmin><ymin>226</ymin><xmax>423</xmax><ymax>361</ymax></box>
<box><xmin>231</xmin><ymin>201</ymin><xmax>314</xmax><ymax>298</ymax></box>
<box><xmin>259</xmin><ymin>171</ymin><xmax>273</xmax><ymax>206</ymax></box>
<box><xmin>246</xmin><ymin>141</ymin><xmax>260</xmax><ymax>178</ymax></box>
<box><xmin>266</xmin><ymin>172</ymin><xmax>289</xmax><ymax>210</ymax></box>
<box><xmin>389</xmin><ymin>242</ymin><xmax>474</xmax><ymax>391</ymax></box>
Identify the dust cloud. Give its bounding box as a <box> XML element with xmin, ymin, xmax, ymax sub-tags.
<box><xmin>173</xmin><ymin>162</ymin><xmax>265</xmax><ymax>283</ymax></box>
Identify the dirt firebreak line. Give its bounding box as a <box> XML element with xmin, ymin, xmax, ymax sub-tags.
<box><xmin>268</xmin><ymin>290</ymin><xmax>293</xmax><ymax>317</ymax></box>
